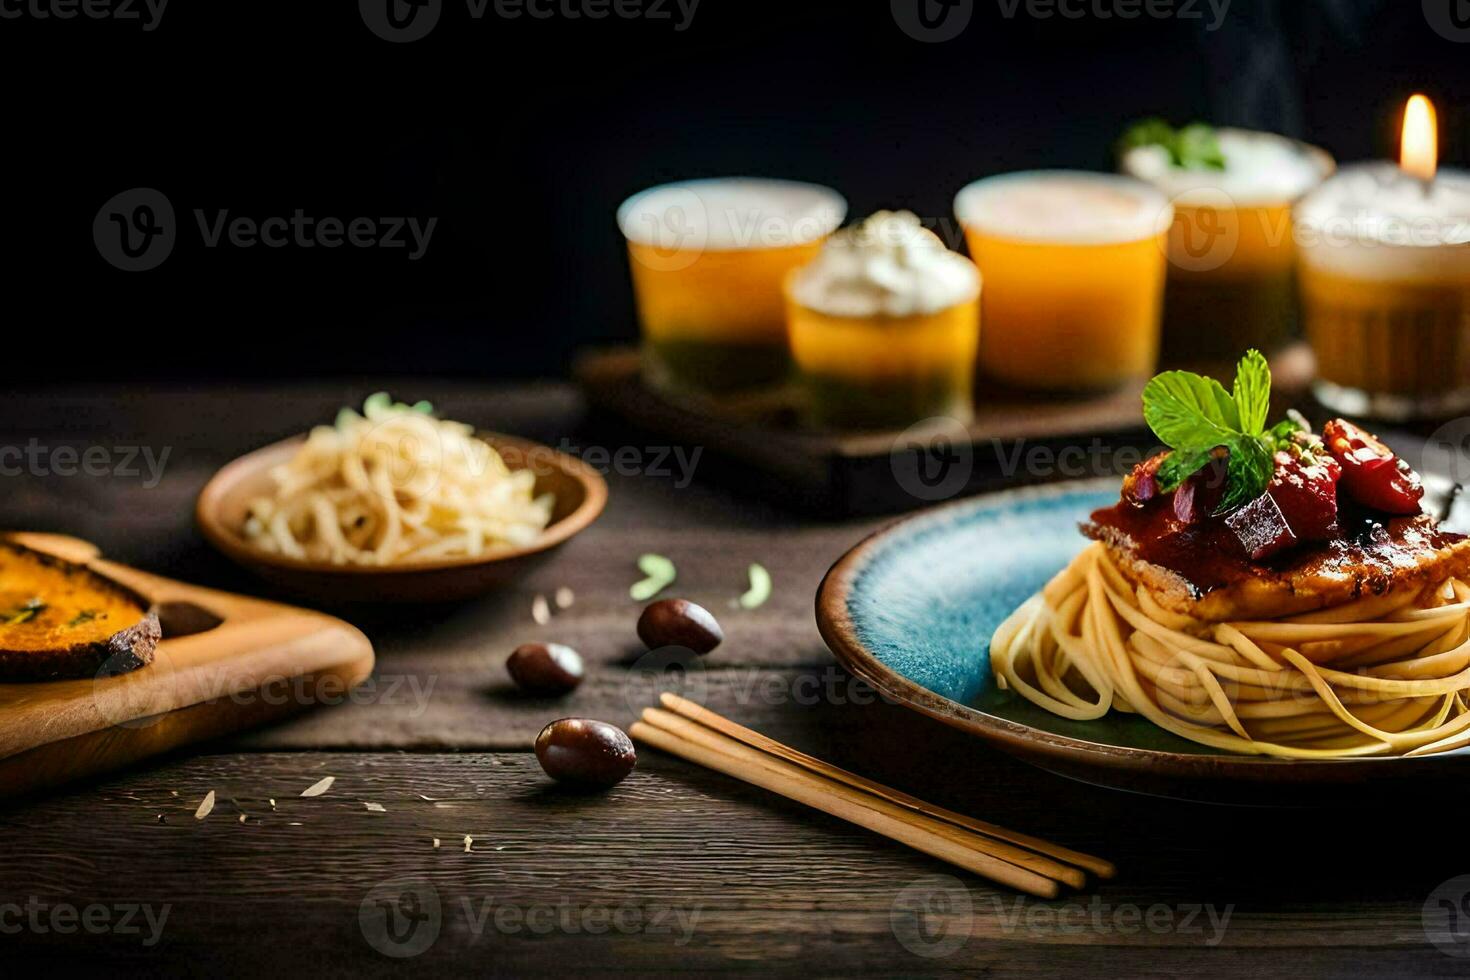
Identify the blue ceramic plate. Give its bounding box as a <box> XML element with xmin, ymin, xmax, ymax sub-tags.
<box><xmin>816</xmin><ymin>479</ymin><xmax>1470</xmax><ymax>804</ymax></box>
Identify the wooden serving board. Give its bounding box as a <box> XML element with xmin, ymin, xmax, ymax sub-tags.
<box><xmin>0</xmin><ymin>533</ymin><xmax>374</xmax><ymax>799</ymax></box>
<box><xmin>574</xmin><ymin>345</ymin><xmax>1316</xmax><ymax>516</ymax></box>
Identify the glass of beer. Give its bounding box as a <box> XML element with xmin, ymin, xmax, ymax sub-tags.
<box><xmin>618</xmin><ymin>178</ymin><xmax>845</xmax><ymax>395</ymax></box>
<box><xmin>1120</xmin><ymin>128</ymin><xmax>1334</xmax><ymax>369</ymax></box>
<box><xmin>784</xmin><ymin>210</ymin><xmax>981</xmax><ymax>430</ymax></box>
<box><xmin>1295</xmin><ymin>162</ymin><xmax>1470</xmax><ymax>420</ymax></box>
<box><xmin>954</xmin><ymin>171</ymin><xmax>1171</xmax><ymax>391</ymax></box>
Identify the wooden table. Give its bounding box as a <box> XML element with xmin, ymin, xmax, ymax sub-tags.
<box><xmin>0</xmin><ymin>382</ymin><xmax>1463</xmax><ymax>976</ymax></box>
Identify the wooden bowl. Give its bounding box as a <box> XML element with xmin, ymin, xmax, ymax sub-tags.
<box><xmin>197</xmin><ymin>432</ymin><xmax>607</xmax><ymax>603</ymax></box>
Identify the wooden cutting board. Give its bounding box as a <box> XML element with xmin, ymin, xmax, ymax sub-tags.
<box><xmin>0</xmin><ymin>533</ymin><xmax>374</xmax><ymax>799</ymax></box>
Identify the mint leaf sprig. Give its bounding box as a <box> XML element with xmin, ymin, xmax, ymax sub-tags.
<box><xmin>1142</xmin><ymin>350</ymin><xmax>1302</xmax><ymax>515</ymax></box>
<box><xmin>1119</xmin><ymin>119</ymin><xmax>1227</xmax><ymax>171</ymax></box>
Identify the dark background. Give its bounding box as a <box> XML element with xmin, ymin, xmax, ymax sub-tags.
<box><xmin>4</xmin><ymin>0</ymin><xmax>1466</xmax><ymax>383</ymax></box>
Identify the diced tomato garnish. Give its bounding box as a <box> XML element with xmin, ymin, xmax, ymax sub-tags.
<box><xmin>1225</xmin><ymin>492</ymin><xmax>1297</xmax><ymax>560</ymax></box>
<box><xmin>1266</xmin><ymin>451</ymin><xmax>1341</xmax><ymax>542</ymax></box>
<box><xmin>1121</xmin><ymin>453</ymin><xmax>1165</xmax><ymax>507</ymax></box>
<box><xmin>1321</xmin><ymin>419</ymin><xmax>1424</xmax><ymax>515</ymax></box>
<box><xmin>1172</xmin><ymin>458</ymin><xmax>1228</xmax><ymax>524</ymax></box>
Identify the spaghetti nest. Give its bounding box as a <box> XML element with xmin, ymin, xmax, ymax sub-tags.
<box><xmin>990</xmin><ymin>542</ymin><xmax>1470</xmax><ymax>759</ymax></box>
<box><xmin>243</xmin><ymin>395</ymin><xmax>554</xmax><ymax>566</ymax></box>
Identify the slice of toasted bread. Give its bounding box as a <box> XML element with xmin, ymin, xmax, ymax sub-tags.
<box><xmin>0</xmin><ymin>541</ymin><xmax>160</xmax><ymax>682</ymax></box>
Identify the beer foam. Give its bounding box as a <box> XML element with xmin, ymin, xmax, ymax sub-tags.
<box><xmin>1295</xmin><ymin>162</ymin><xmax>1470</xmax><ymax>281</ymax></box>
<box><xmin>1120</xmin><ymin>128</ymin><xmax>1332</xmax><ymax>207</ymax></box>
<box><xmin>954</xmin><ymin>171</ymin><xmax>1171</xmax><ymax>245</ymax></box>
<box><xmin>788</xmin><ymin>210</ymin><xmax>980</xmax><ymax>318</ymax></box>
<box><xmin>617</xmin><ymin>178</ymin><xmax>846</xmax><ymax>252</ymax></box>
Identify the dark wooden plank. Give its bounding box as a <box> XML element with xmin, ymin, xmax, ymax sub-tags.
<box><xmin>0</xmin><ymin>751</ymin><xmax>1458</xmax><ymax>976</ymax></box>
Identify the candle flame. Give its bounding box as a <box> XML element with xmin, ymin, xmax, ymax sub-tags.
<box><xmin>1401</xmin><ymin>94</ymin><xmax>1438</xmax><ymax>183</ymax></box>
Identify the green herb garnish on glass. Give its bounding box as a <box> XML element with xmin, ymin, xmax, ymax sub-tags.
<box><xmin>1119</xmin><ymin>118</ymin><xmax>1227</xmax><ymax>171</ymax></box>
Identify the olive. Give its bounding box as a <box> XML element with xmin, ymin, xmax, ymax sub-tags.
<box><xmin>507</xmin><ymin>642</ymin><xmax>584</xmax><ymax>696</ymax></box>
<box><xmin>534</xmin><ymin>718</ymin><xmax>636</xmax><ymax>788</ymax></box>
<box><xmin>636</xmin><ymin>598</ymin><xmax>723</xmax><ymax>655</ymax></box>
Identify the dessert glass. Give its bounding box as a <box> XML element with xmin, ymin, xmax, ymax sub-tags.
<box><xmin>618</xmin><ymin>178</ymin><xmax>846</xmax><ymax>395</ymax></box>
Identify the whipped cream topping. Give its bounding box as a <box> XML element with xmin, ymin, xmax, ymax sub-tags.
<box><xmin>617</xmin><ymin>178</ymin><xmax>846</xmax><ymax>251</ymax></box>
<box><xmin>1295</xmin><ymin>162</ymin><xmax>1470</xmax><ymax>280</ymax></box>
<box><xmin>954</xmin><ymin>171</ymin><xmax>1172</xmax><ymax>245</ymax></box>
<box><xmin>787</xmin><ymin>210</ymin><xmax>980</xmax><ymax>318</ymax></box>
<box><xmin>1120</xmin><ymin>128</ymin><xmax>1332</xmax><ymax>206</ymax></box>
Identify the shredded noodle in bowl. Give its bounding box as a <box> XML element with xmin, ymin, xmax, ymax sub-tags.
<box><xmin>242</xmin><ymin>394</ymin><xmax>555</xmax><ymax>566</ymax></box>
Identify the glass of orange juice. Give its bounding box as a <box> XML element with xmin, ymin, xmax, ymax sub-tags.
<box><xmin>954</xmin><ymin>171</ymin><xmax>1171</xmax><ymax>391</ymax></box>
<box><xmin>618</xmin><ymin>178</ymin><xmax>845</xmax><ymax>395</ymax></box>
<box><xmin>784</xmin><ymin>211</ymin><xmax>981</xmax><ymax>430</ymax></box>
<box><xmin>1120</xmin><ymin>126</ymin><xmax>1334</xmax><ymax>368</ymax></box>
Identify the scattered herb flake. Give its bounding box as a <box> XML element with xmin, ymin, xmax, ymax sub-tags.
<box><xmin>300</xmin><ymin>776</ymin><xmax>335</xmax><ymax>798</ymax></box>
<box><xmin>630</xmin><ymin>553</ymin><xmax>676</xmax><ymax>600</ymax></box>
<box><xmin>738</xmin><ymin>563</ymin><xmax>772</xmax><ymax>610</ymax></box>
